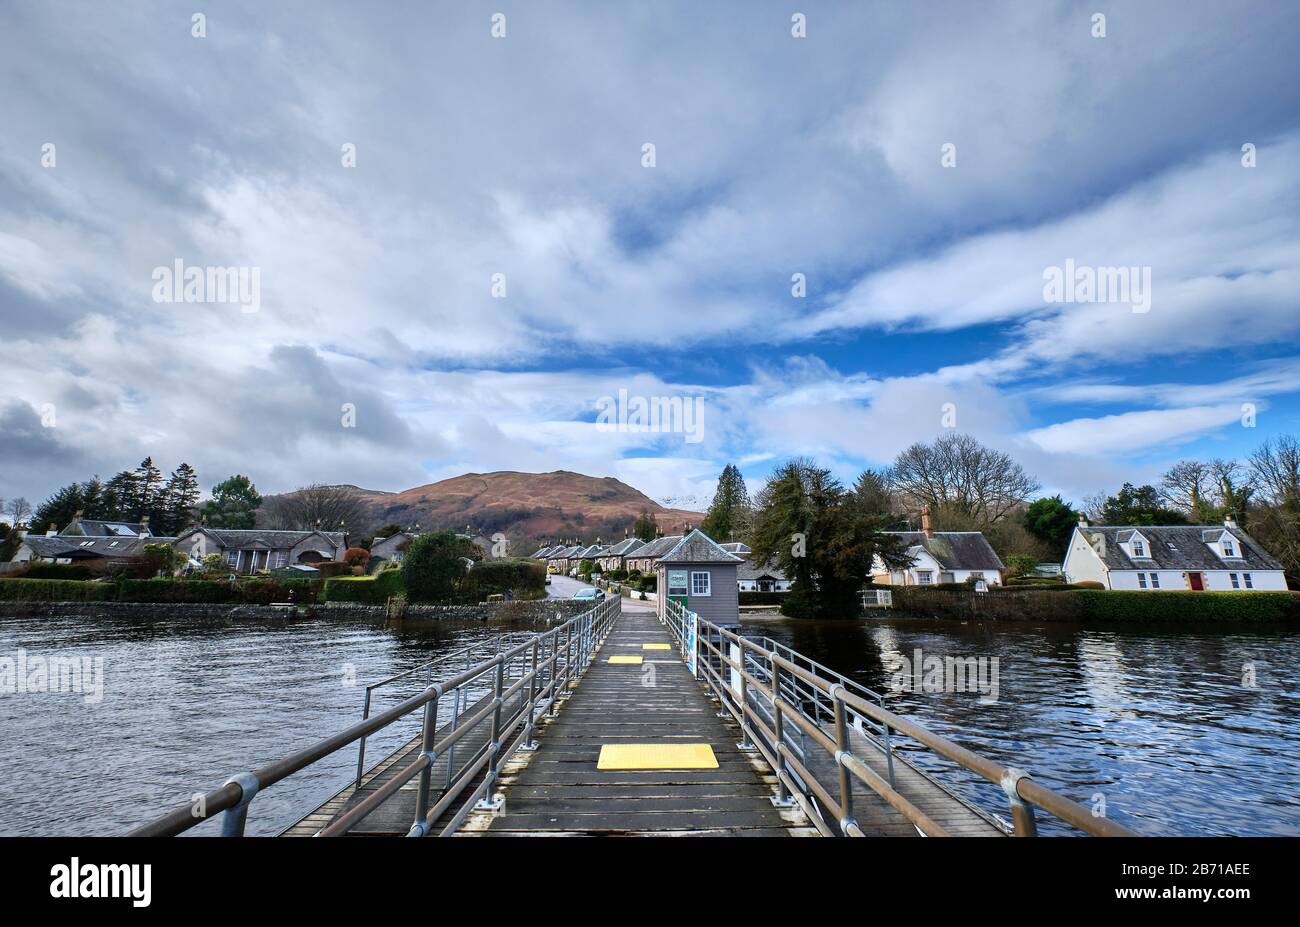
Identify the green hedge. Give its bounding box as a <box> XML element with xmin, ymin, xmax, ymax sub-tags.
<box><xmin>461</xmin><ymin>559</ymin><xmax>545</xmax><ymax>601</ymax></box>
<box><xmin>323</xmin><ymin>570</ymin><xmax>404</xmax><ymax>604</ymax></box>
<box><xmin>889</xmin><ymin>586</ymin><xmax>1300</xmax><ymax>622</ymax></box>
<box><xmin>1076</xmin><ymin>590</ymin><xmax>1300</xmax><ymax>622</ymax></box>
<box><xmin>0</xmin><ymin>579</ymin><xmax>118</xmax><ymax>601</ymax></box>
<box><xmin>0</xmin><ymin>577</ymin><xmax>321</xmax><ymax>605</ymax></box>
<box><xmin>739</xmin><ymin>590</ymin><xmax>788</xmax><ymax>606</ymax></box>
<box><xmin>19</xmin><ymin>563</ymin><xmax>95</xmax><ymax>581</ymax></box>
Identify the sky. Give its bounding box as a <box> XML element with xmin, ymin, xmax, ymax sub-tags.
<box><xmin>2</xmin><ymin>0</ymin><xmax>1299</xmax><ymax>512</ymax></box>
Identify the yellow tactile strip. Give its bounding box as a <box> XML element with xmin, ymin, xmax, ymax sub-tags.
<box><xmin>597</xmin><ymin>743</ymin><xmax>719</xmax><ymax>770</ymax></box>
<box><xmin>607</xmin><ymin>655</ymin><xmax>643</xmax><ymax>664</ymax></box>
<box><xmin>642</xmin><ymin>643</ymin><xmax>672</xmax><ymax>650</ymax></box>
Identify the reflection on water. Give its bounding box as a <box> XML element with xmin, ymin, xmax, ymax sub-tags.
<box><xmin>740</xmin><ymin>614</ymin><xmax>1300</xmax><ymax>836</ymax></box>
<box><xmin>0</xmin><ymin>612</ymin><xmax>548</xmax><ymax>836</ymax></box>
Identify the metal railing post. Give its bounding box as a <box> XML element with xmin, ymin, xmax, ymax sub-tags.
<box><xmin>410</xmin><ymin>690</ymin><xmax>441</xmax><ymax>835</ymax></box>
<box><xmin>476</xmin><ymin>658</ymin><xmax>507</xmax><ymax>812</ymax></box>
<box><xmin>354</xmin><ymin>688</ymin><xmax>372</xmax><ymax>790</ymax></box>
<box><xmin>523</xmin><ymin>638</ymin><xmax>540</xmax><ymax>750</ymax></box>
<box><xmin>830</xmin><ymin>686</ymin><xmax>856</xmax><ymax>836</ymax></box>
<box><xmin>1002</xmin><ymin>768</ymin><xmax>1039</xmax><ymax>836</ymax></box>
<box><xmin>219</xmin><ymin>772</ymin><xmax>259</xmax><ymax>837</ymax></box>
<box><xmin>770</xmin><ymin>658</ymin><xmax>794</xmax><ymax>808</ymax></box>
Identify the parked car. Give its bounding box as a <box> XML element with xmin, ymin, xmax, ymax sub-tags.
<box><xmin>571</xmin><ymin>588</ymin><xmax>603</xmax><ymax>601</ymax></box>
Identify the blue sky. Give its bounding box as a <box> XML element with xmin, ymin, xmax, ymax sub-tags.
<box><xmin>2</xmin><ymin>1</ymin><xmax>1300</xmax><ymax>511</ymax></box>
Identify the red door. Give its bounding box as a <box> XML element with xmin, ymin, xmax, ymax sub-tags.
<box><xmin>1189</xmin><ymin>572</ymin><xmax>1205</xmax><ymax>591</ymax></box>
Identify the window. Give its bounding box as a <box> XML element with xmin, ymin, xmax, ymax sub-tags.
<box><xmin>1137</xmin><ymin>573</ymin><xmax>1148</xmax><ymax>589</ymax></box>
<box><xmin>690</xmin><ymin>571</ymin><xmax>711</xmax><ymax>596</ymax></box>
<box><xmin>916</xmin><ymin>571</ymin><xmax>933</xmax><ymax>585</ymax></box>
<box><xmin>274</xmin><ymin>551</ymin><xmax>288</xmax><ymax>569</ymax></box>
<box><xmin>1132</xmin><ymin>541</ymin><xmax>1145</xmax><ymax>557</ymax></box>
<box><xmin>1244</xmin><ymin>573</ymin><xmax>1254</xmax><ymax>589</ymax></box>
<box><xmin>970</xmin><ymin>572</ymin><xmax>985</xmax><ymax>580</ymax></box>
<box><xmin>79</xmin><ymin>541</ymin><xmax>94</xmax><ymax>548</ymax></box>
<box><xmin>226</xmin><ymin>551</ymin><xmax>239</xmax><ymax>566</ymax></box>
<box><xmin>1150</xmin><ymin>573</ymin><xmax>1160</xmax><ymax>589</ymax></box>
<box><xmin>1230</xmin><ymin>573</ymin><xmax>1240</xmax><ymax>589</ymax></box>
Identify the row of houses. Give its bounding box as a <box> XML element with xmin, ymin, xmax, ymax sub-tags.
<box><xmin>530</xmin><ymin>506</ymin><xmax>1291</xmax><ymax>593</ymax></box>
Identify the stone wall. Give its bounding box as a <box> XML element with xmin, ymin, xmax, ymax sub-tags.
<box><xmin>0</xmin><ymin>598</ymin><xmax>592</xmax><ymax>623</ymax></box>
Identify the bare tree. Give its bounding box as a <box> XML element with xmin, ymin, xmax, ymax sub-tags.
<box><xmin>1208</xmin><ymin>458</ymin><xmax>1254</xmax><ymax>526</ymax></box>
<box><xmin>1159</xmin><ymin>459</ymin><xmax>1215</xmax><ymax>521</ymax></box>
<box><xmin>262</xmin><ymin>484</ymin><xmax>368</xmax><ymax>532</ymax></box>
<box><xmin>5</xmin><ymin>497</ymin><xmax>32</xmax><ymax>529</ymax></box>
<box><xmin>1248</xmin><ymin>436</ymin><xmax>1300</xmax><ymax>581</ymax></box>
<box><xmin>888</xmin><ymin>434</ymin><xmax>1039</xmax><ymax>526</ymax></box>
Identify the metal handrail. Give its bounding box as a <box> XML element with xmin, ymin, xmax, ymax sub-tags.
<box><xmin>660</xmin><ymin>598</ymin><xmax>1135</xmax><ymax>838</ymax></box>
<box><xmin>127</xmin><ymin>595</ymin><xmax>621</xmax><ymax>837</ymax></box>
<box><xmin>352</xmin><ymin>629</ymin><xmax>538</xmax><ymax>789</ymax></box>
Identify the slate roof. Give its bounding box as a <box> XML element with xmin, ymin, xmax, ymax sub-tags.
<box><xmin>600</xmin><ymin>538</ymin><xmax>644</xmax><ymax>557</ymax></box>
<box><xmin>62</xmin><ymin>519</ymin><xmax>153</xmax><ymax>537</ymax></box>
<box><xmin>657</xmin><ymin>530</ymin><xmax>743</xmax><ymax>564</ymax></box>
<box><xmin>548</xmin><ymin>545</ymin><xmax>582</xmax><ymax>559</ymax></box>
<box><xmin>719</xmin><ymin>542</ymin><xmax>752</xmax><ymax>554</ymax></box>
<box><xmin>737</xmin><ymin>557</ymin><xmax>787</xmax><ymax>581</ymax></box>
<box><xmin>625</xmin><ymin>535</ymin><xmax>684</xmax><ymax>561</ymax></box>
<box><xmin>574</xmin><ymin>545</ymin><xmax>605</xmax><ymax>559</ymax></box>
<box><xmin>21</xmin><ymin>535</ymin><xmax>177</xmax><ymax>559</ymax></box>
<box><xmin>530</xmin><ymin>545</ymin><xmax>555</xmax><ymax>559</ymax></box>
<box><xmin>886</xmin><ymin>531</ymin><xmax>1005</xmax><ymax>572</ymax></box>
<box><xmin>177</xmin><ymin>528</ymin><xmax>346</xmax><ymax>549</ymax></box>
<box><xmin>1079</xmin><ymin>525</ymin><xmax>1283</xmax><ymax>571</ymax></box>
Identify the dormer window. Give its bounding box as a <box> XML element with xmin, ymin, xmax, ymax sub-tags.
<box><xmin>1222</xmin><ymin>540</ymin><xmax>1235</xmax><ymax>557</ymax></box>
<box><xmin>1132</xmin><ymin>541</ymin><xmax>1145</xmax><ymax>557</ymax></box>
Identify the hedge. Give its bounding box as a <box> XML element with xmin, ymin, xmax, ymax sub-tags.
<box><xmin>323</xmin><ymin>570</ymin><xmax>405</xmax><ymax>604</ymax></box>
<box><xmin>0</xmin><ymin>577</ymin><xmax>321</xmax><ymax>605</ymax></box>
<box><xmin>461</xmin><ymin>559</ymin><xmax>545</xmax><ymax>601</ymax></box>
<box><xmin>1076</xmin><ymin>590</ymin><xmax>1299</xmax><ymax>622</ymax></box>
<box><xmin>19</xmin><ymin>563</ymin><xmax>95</xmax><ymax>581</ymax></box>
<box><xmin>0</xmin><ymin>579</ymin><xmax>119</xmax><ymax>601</ymax></box>
<box><xmin>739</xmin><ymin>591</ymin><xmax>788</xmax><ymax>606</ymax></box>
<box><xmin>888</xmin><ymin>586</ymin><xmax>1300</xmax><ymax>622</ymax></box>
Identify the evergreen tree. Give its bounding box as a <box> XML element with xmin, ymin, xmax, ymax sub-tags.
<box><xmin>1098</xmin><ymin>483</ymin><xmax>1188</xmax><ymax>526</ymax></box>
<box><xmin>700</xmin><ymin>464</ymin><xmax>752</xmax><ymax>541</ymax></box>
<box><xmin>80</xmin><ymin>477</ymin><xmax>108</xmax><ymax>519</ymax></box>
<box><xmin>103</xmin><ymin>470</ymin><xmax>138</xmax><ymax>520</ymax></box>
<box><xmin>198</xmin><ymin>474</ymin><xmax>263</xmax><ymax>529</ymax></box>
<box><xmin>32</xmin><ymin>484</ymin><xmax>85</xmax><ymax>534</ymax></box>
<box><xmin>750</xmin><ymin>459</ymin><xmax>906</xmax><ymax>619</ymax></box>
<box><xmin>159</xmin><ymin>463</ymin><xmax>200</xmax><ymax>535</ymax></box>
<box><xmin>1022</xmin><ymin>495</ymin><xmax>1079</xmax><ymax>555</ymax></box>
<box><xmin>134</xmin><ymin>457</ymin><xmax>164</xmax><ymax>522</ymax></box>
<box><xmin>631</xmin><ymin>510</ymin><xmax>658</xmax><ymax>542</ymax></box>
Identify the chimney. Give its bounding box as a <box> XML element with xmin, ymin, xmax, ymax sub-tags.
<box><xmin>1224</xmin><ymin>513</ymin><xmax>1237</xmax><ymax>530</ymax></box>
<box><xmin>16</xmin><ymin>524</ymin><xmax>28</xmax><ymax>541</ymax></box>
<box><xmin>1078</xmin><ymin>512</ymin><xmax>1089</xmax><ymax>529</ymax></box>
<box><xmin>46</xmin><ymin>523</ymin><xmax>58</xmax><ymax>537</ymax></box>
<box><xmin>139</xmin><ymin>515</ymin><xmax>150</xmax><ymax>539</ymax></box>
<box><xmin>921</xmin><ymin>505</ymin><xmax>933</xmax><ymax>539</ymax></box>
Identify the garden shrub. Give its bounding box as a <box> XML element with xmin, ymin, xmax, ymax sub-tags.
<box><xmin>322</xmin><ymin>570</ymin><xmax>404</xmax><ymax>604</ymax></box>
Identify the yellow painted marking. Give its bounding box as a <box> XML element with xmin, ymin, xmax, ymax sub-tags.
<box><xmin>597</xmin><ymin>743</ymin><xmax>719</xmax><ymax>770</ymax></box>
<box><xmin>642</xmin><ymin>643</ymin><xmax>672</xmax><ymax>650</ymax></box>
<box><xmin>607</xmin><ymin>655</ymin><xmax>643</xmax><ymax>665</ymax></box>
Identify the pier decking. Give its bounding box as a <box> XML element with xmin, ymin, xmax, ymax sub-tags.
<box><xmin>133</xmin><ymin>594</ymin><xmax>1136</xmax><ymax>839</ymax></box>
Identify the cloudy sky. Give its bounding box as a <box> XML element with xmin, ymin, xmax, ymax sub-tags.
<box><xmin>2</xmin><ymin>1</ymin><xmax>1299</xmax><ymax>510</ymax></box>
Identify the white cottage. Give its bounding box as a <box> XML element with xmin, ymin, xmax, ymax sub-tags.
<box><xmin>1063</xmin><ymin>514</ymin><xmax>1288</xmax><ymax>591</ymax></box>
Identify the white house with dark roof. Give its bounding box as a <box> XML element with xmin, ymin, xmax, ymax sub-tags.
<box><xmin>869</xmin><ymin>510</ymin><xmax>1005</xmax><ymax>586</ymax></box>
<box><xmin>172</xmin><ymin>527</ymin><xmax>348</xmax><ymax>574</ymax></box>
<box><xmin>737</xmin><ymin>557</ymin><xmax>790</xmax><ymax>592</ymax></box>
<box><xmin>1063</xmin><ymin>514</ymin><xmax>1288</xmax><ymax>591</ymax></box>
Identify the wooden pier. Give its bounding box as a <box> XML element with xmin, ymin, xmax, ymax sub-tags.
<box><xmin>134</xmin><ymin>593</ymin><xmax>1135</xmax><ymax>838</ymax></box>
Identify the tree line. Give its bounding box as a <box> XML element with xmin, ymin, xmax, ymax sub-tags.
<box><xmin>696</xmin><ymin>432</ymin><xmax>1300</xmax><ymax>611</ymax></box>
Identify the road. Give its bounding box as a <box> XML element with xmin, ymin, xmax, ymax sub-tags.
<box><xmin>545</xmin><ymin>573</ymin><xmax>594</xmax><ymax>599</ymax></box>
